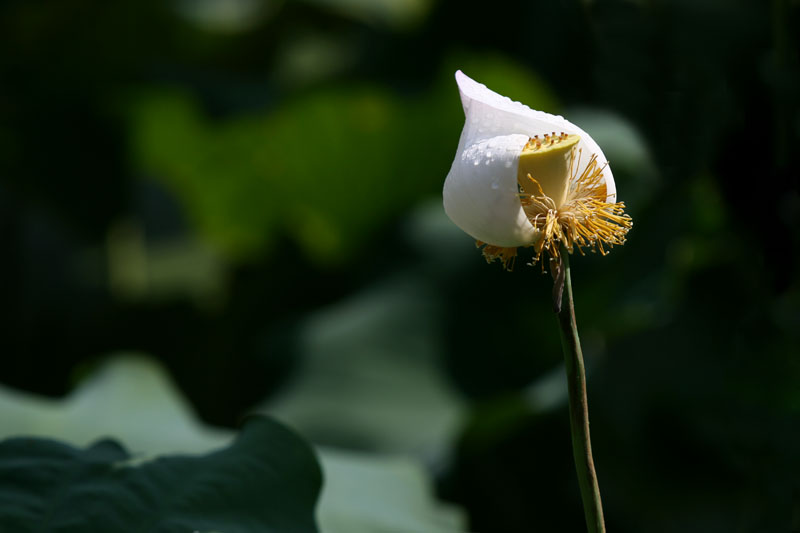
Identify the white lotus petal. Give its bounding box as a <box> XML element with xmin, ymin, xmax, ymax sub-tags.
<box><xmin>453</xmin><ymin>70</ymin><xmax>616</xmax><ymax>202</ymax></box>
<box><xmin>443</xmin><ymin>133</ymin><xmax>537</xmax><ymax>247</ymax></box>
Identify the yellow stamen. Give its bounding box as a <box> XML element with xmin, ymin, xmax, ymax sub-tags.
<box><xmin>477</xmin><ymin>139</ymin><xmax>632</xmax><ymax>270</ymax></box>
<box><xmin>476</xmin><ymin>241</ymin><xmax>518</xmax><ymax>271</ymax></box>
<box><xmin>521</xmin><ymin>146</ymin><xmax>632</xmax><ymax>265</ymax></box>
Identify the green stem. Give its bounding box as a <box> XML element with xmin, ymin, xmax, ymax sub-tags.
<box><xmin>555</xmin><ymin>252</ymin><xmax>606</xmax><ymax>532</ymax></box>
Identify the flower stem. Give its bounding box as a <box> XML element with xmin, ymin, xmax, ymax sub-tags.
<box><xmin>555</xmin><ymin>251</ymin><xmax>606</xmax><ymax>532</ymax></box>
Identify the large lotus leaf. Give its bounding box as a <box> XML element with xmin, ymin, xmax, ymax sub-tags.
<box><xmin>0</xmin><ymin>355</ymin><xmax>230</xmax><ymax>456</ymax></box>
<box><xmin>0</xmin><ymin>355</ymin><xmax>466</xmax><ymax>533</ymax></box>
<box><xmin>0</xmin><ymin>416</ymin><xmax>321</xmax><ymax>533</ymax></box>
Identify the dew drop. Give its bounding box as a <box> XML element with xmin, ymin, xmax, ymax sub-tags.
<box><xmin>491</xmin><ymin>182</ymin><xmax>499</xmax><ymax>190</ymax></box>
<box><xmin>505</xmin><ymin>161</ymin><xmax>513</xmax><ymax>168</ymax></box>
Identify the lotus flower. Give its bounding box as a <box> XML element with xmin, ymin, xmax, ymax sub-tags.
<box><xmin>443</xmin><ymin>71</ymin><xmax>632</xmax><ymax>270</ymax></box>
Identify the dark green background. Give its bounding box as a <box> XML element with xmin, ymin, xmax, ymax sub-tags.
<box><xmin>1</xmin><ymin>0</ymin><xmax>797</xmax><ymax>531</ymax></box>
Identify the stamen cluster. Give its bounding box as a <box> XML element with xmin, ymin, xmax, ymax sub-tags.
<box><xmin>479</xmin><ymin>146</ymin><xmax>632</xmax><ymax>271</ymax></box>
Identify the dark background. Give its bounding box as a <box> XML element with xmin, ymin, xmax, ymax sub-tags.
<box><xmin>1</xmin><ymin>0</ymin><xmax>798</xmax><ymax>531</ymax></box>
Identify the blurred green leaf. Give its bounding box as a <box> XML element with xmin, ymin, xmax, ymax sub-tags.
<box><xmin>299</xmin><ymin>0</ymin><xmax>433</xmax><ymax>29</ymax></box>
<box><xmin>128</xmin><ymin>58</ymin><xmax>557</xmax><ymax>266</ymax></box>
<box><xmin>105</xmin><ymin>219</ymin><xmax>228</xmax><ymax>307</ymax></box>
<box><xmin>129</xmin><ymin>85</ymin><xmax>442</xmax><ymax>265</ymax></box>
<box><xmin>0</xmin><ymin>416</ymin><xmax>321</xmax><ymax>533</ymax></box>
<box><xmin>262</xmin><ymin>274</ymin><xmax>467</xmax><ymax>462</ymax></box>
<box><xmin>174</xmin><ymin>0</ymin><xmax>284</xmax><ymax>33</ymax></box>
